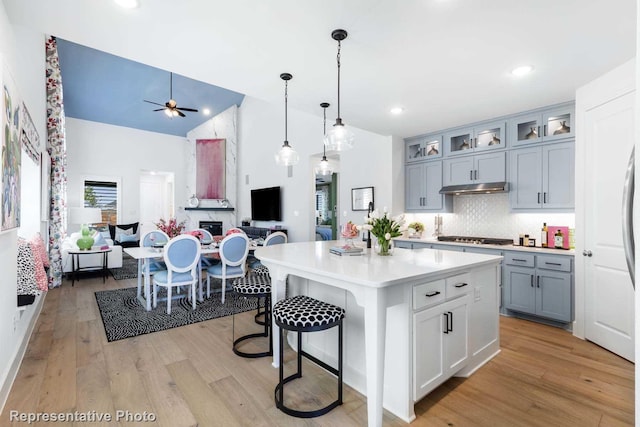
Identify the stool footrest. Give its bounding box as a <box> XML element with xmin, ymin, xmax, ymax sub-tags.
<box><xmin>233</xmin><ymin>332</ymin><xmax>272</xmax><ymax>358</ymax></box>
<box><xmin>299</xmin><ymin>350</ymin><xmax>339</xmax><ymax>377</ymax></box>
<box><xmin>275</xmin><ymin>379</ymin><xmax>342</xmax><ymax>419</ymax></box>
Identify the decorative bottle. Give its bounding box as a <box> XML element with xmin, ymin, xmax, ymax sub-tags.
<box><xmin>541</xmin><ymin>223</ymin><xmax>548</xmax><ymax>248</ymax></box>
<box><xmin>554</xmin><ymin>229</ymin><xmax>564</xmax><ymax>249</ymax></box>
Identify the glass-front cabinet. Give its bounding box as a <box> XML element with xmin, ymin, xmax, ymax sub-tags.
<box><xmin>509</xmin><ymin>104</ymin><xmax>574</xmax><ymax>147</ymax></box>
<box><xmin>405</xmin><ymin>134</ymin><xmax>442</xmax><ymax>163</ymax></box>
<box><xmin>444</xmin><ymin>120</ymin><xmax>506</xmax><ymax>156</ymax></box>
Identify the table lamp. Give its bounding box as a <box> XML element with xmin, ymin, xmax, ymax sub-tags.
<box><xmin>69</xmin><ymin>207</ymin><xmax>102</xmax><ymax>250</ymax></box>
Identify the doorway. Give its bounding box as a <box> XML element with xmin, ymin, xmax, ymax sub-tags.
<box><xmin>139</xmin><ymin>171</ymin><xmax>175</xmax><ymax>237</ymax></box>
<box><xmin>313</xmin><ymin>155</ymin><xmax>339</xmax><ymax>241</ymax></box>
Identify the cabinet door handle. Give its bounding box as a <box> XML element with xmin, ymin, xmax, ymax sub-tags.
<box><xmin>537</xmin><ymin>275</ymin><xmax>540</xmax><ymax>288</ymax></box>
<box><xmin>543</xmin><ymin>124</ymin><xmax>547</xmax><ymax>137</ymax></box>
<box><xmin>443</xmin><ymin>312</ymin><xmax>449</xmax><ymax>334</ymax></box>
<box><xmin>538</xmin><ymin>126</ymin><xmax>541</xmax><ymax>137</ymax></box>
<box><xmin>543</xmin><ymin>192</ymin><xmax>547</xmax><ymax>203</ymax></box>
<box><xmin>512</xmin><ymin>258</ymin><xmax>527</xmax><ymax>262</ymax></box>
<box><xmin>425</xmin><ymin>291</ymin><xmax>441</xmax><ymax>297</ymax></box>
<box><xmin>583</xmin><ymin>250</ymin><xmax>593</xmax><ymax>257</ymax></box>
<box><xmin>470</xmin><ymin>170</ymin><xmax>473</xmax><ymax>180</ymax></box>
<box><xmin>454</xmin><ymin>282</ymin><xmax>468</xmax><ymax>288</ymax></box>
<box><xmin>530</xmin><ymin>275</ymin><xmax>534</xmax><ymax>287</ymax></box>
<box><xmin>448</xmin><ymin>311</ymin><xmax>453</xmax><ymax>332</ymax></box>
<box><xmin>474</xmin><ymin>170</ymin><xmax>478</xmax><ymax>180</ymax></box>
<box><xmin>545</xmin><ymin>262</ymin><xmax>562</xmax><ymax>266</ymax></box>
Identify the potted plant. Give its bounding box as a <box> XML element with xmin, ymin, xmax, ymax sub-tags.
<box><xmin>407</xmin><ymin>221</ymin><xmax>425</xmax><ymax>238</ymax></box>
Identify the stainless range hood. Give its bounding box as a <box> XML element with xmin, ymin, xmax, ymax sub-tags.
<box><xmin>439</xmin><ymin>181</ymin><xmax>508</xmax><ymax>195</ymax></box>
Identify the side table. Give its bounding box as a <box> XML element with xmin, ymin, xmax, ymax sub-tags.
<box><xmin>68</xmin><ymin>248</ymin><xmax>112</xmax><ymax>286</ymax></box>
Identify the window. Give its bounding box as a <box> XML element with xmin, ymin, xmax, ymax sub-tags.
<box><xmin>84</xmin><ymin>179</ymin><xmax>119</xmax><ymax>228</ymax></box>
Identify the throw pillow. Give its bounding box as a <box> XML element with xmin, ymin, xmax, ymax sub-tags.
<box><xmin>30</xmin><ymin>233</ymin><xmax>49</xmax><ymax>268</ymax></box>
<box><xmin>17</xmin><ymin>238</ymin><xmax>38</xmax><ymax>296</ymax></box>
<box><xmin>109</xmin><ymin>222</ymin><xmax>139</xmax><ymax>240</ymax></box>
<box><xmin>119</xmin><ymin>234</ymin><xmax>138</xmax><ymax>243</ymax></box>
<box><xmin>93</xmin><ymin>231</ymin><xmax>107</xmax><ymax>247</ymax></box>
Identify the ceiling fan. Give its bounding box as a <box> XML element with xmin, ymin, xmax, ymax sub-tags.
<box><xmin>144</xmin><ymin>72</ymin><xmax>198</xmax><ymax>118</ymax></box>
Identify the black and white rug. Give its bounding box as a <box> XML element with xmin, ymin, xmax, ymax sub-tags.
<box><xmin>95</xmin><ymin>286</ymin><xmax>262</xmax><ymax>342</ymax></box>
<box><xmin>109</xmin><ymin>253</ymin><xmax>138</xmax><ymax>280</ymax></box>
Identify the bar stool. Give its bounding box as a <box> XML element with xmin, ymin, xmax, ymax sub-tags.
<box><xmin>231</xmin><ymin>272</ymin><xmax>272</xmax><ymax>358</ymax></box>
<box><xmin>273</xmin><ymin>295</ymin><xmax>345</xmax><ymax>418</ymax></box>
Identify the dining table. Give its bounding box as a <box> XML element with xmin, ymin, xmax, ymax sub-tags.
<box><xmin>124</xmin><ymin>239</ymin><xmax>260</xmax><ymax>311</ymax></box>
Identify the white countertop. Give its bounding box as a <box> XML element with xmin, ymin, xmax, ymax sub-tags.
<box><xmin>394</xmin><ymin>237</ymin><xmax>575</xmax><ymax>256</ymax></box>
<box><xmin>255</xmin><ymin>240</ymin><xmax>503</xmax><ymax>288</ymax></box>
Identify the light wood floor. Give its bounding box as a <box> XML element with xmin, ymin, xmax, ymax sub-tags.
<box><xmin>0</xmin><ymin>274</ymin><xmax>634</xmax><ymax>426</ymax></box>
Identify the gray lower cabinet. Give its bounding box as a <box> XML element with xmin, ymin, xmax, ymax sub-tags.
<box><xmin>503</xmin><ymin>252</ymin><xmax>573</xmax><ymax>322</ymax></box>
<box><xmin>405</xmin><ymin>161</ymin><xmax>452</xmax><ymax>212</ymax></box>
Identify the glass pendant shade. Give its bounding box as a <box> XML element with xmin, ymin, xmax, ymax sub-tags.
<box><xmin>275</xmin><ymin>142</ymin><xmax>299</xmax><ymax>166</ymax></box>
<box><xmin>315</xmin><ymin>156</ymin><xmax>332</xmax><ymax>176</ymax></box>
<box><xmin>324</xmin><ymin>120</ymin><xmax>355</xmax><ymax>151</ymax></box>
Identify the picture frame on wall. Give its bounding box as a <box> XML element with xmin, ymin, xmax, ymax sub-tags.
<box><xmin>351</xmin><ymin>186</ymin><xmax>374</xmax><ymax>211</ymax></box>
<box><xmin>195</xmin><ymin>138</ymin><xmax>225</xmax><ymax>200</ymax></box>
<box><xmin>1</xmin><ymin>58</ymin><xmax>22</xmax><ymax>232</ymax></box>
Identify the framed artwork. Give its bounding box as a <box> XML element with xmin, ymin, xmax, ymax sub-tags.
<box><xmin>195</xmin><ymin>138</ymin><xmax>226</xmax><ymax>200</ymax></box>
<box><xmin>351</xmin><ymin>186</ymin><xmax>374</xmax><ymax>211</ymax></box>
<box><xmin>21</xmin><ymin>101</ymin><xmax>40</xmax><ymax>164</ymax></box>
<box><xmin>1</xmin><ymin>59</ymin><xmax>22</xmax><ymax>231</ymax></box>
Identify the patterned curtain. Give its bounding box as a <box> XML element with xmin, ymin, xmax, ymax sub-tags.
<box><xmin>45</xmin><ymin>36</ymin><xmax>67</xmax><ymax>288</ymax></box>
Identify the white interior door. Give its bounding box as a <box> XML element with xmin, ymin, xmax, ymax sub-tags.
<box><xmin>139</xmin><ymin>173</ymin><xmax>173</xmax><ymax>238</ymax></box>
<box><xmin>579</xmin><ymin>64</ymin><xmax>635</xmax><ymax>362</ymax></box>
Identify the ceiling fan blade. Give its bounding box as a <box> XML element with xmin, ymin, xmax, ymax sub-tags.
<box><xmin>144</xmin><ymin>100</ymin><xmax>165</xmax><ymax>107</ymax></box>
<box><xmin>152</xmin><ymin>108</ymin><xmax>165</xmax><ymax>112</ymax></box>
<box><xmin>177</xmin><ymin>107</ymin><xmax>199</xmax><ymax>112</ymax></box>
<box><xmin>176</xmin><ymin>110</ymin><xmax>186</xmax><ymax>118</ymax></box>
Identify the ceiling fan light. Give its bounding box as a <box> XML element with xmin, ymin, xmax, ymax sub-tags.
<box><xmin>164</xmin><ymin>108</ymin><xmax>173</xmax><ymax>117</ymax></box>
<box><xmin>324</xmin><ymin>122</ymin><xmax>355</xmax><ymax>151</ymax></box>
<box><xmin>275</xmin><ymin>142</ymin><xmax>299</xmax><ymax>166</ymax></box>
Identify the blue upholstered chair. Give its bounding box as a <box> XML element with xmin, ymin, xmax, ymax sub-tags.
<box><xmin>192</xmin><ymin>228</ymin><xmax>219</xmax><ymax>268</ymax></box>
<box><xmin>248</xmin><ymin>231</ymin><xmax>287</xmax><ymax>270</ymax></box>
<box><xmin>140</xmin><ymin>230</ymin><xmax>169</xmax><ymax>274</ymax></box>
<box><xmin>206</xmin><ymin>233</ymin><xmax>250</xmax><ymax>303</ymax></box>
<box><xmin>152</xmin><ymin>235</ymin><xmax>201</xmax><ymax>314</ymax></box>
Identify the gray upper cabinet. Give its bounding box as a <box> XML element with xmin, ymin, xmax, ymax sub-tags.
<box><xmin>510</xmin><ymin>141</ymin><xmax>574</xmax><ymax>210</ymax></box>
<box><xmin>443</xmin><ymin>151</ymin><xmax>506</xmax><ymax>186</ymax></box>
<box><xmin>509</xmin><ymin>104</ymin><xmax>574</xmax><ymax>147</ymax></box>
<box><xmin>405</xmin><ymin>161</ymin><xmax>452</xmax><ymax>212</ymax></box>
<box><xmin>444</xmin><ymin>120</ymin><xmax>506</xmax><ymax>156</ymax></box>
<box><xmin>405</xmin><ymin>134</ymin><xmax>442</xmax><ymax>163</ymax></box>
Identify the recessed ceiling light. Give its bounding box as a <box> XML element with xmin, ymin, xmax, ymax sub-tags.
<box><xmin>390</xmin><ymin>107</ymin><xmax>404</xmax><ymax>115</ymax></box>
<box><xmin>203</xmin><ymin>108</ymin><xmax>211</xmax><ymax>115</ymax></box>
<box><xmin>114</xmin><ymin>0</ymin><xmax>139</xmax><ymax>9</ymax></box>
<box><xmin>511</xmin><ymin>65</ymin><xmax>534</xmax><ymax>77</ymax></box>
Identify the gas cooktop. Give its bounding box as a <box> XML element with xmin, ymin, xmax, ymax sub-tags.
<box><xmin>437</xmin><ymin>236</ymin><xmax>514</xmax><ymax>245</ymax></box>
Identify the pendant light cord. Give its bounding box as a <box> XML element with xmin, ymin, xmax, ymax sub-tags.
<box><xmin>336</xmin><ymin>40</ymin><xmax>341</xmax><ymax>120</ymax></box>
<box><xmin>284</xmin><ymin>79</ymin><xmax>288</xmax><ymax>143</ymax></box>
<box><xmin>323</xmin><ymin>106</ymin><xmax>327</xmax><ymax>157</ymax></box>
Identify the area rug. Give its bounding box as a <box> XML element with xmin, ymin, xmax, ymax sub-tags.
<box><xmin>109</xmin><ymin>253</ymin><xmax>138</xmax><ymax>280</ymax></box>
<box><xmin>95</xmin><ymin>286</ymin><xmax>262</xmax><ymax>342</ymax></box>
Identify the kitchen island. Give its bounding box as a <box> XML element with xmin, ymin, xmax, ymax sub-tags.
<box><xmin>255</xmin><ymin>240</ymin><xmax>502</xmax><ymax>427</ymax></box>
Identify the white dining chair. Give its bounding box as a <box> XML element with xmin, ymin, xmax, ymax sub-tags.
<box><xmin>206</xmin><ymin>233</ymin><xmax>250</xmax><ymax>303</ymax></box>
<box><xmin>152</xmin><ymin>234</ymin><xmax>201</xmax><ymax>314</ymax></box>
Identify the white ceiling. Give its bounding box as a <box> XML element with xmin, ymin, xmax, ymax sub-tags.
<box><xmin>3</xmin><ymin>0</ymin><xmax>636</xmax><ymax>138</ymax></box>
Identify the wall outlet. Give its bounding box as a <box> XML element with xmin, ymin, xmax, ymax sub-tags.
<box><xmin>474</xmin><ymin>287</ymin><xmax>481</xmax><ymax>302</ymax></box>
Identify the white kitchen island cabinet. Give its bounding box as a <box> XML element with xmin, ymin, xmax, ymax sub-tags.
<box><xmin>255</xmin><ymin>241</ymin><xmax>502</xmax><ymax>427</ymax></box>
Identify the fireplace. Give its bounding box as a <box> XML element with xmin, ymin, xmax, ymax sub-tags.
<box><xmin>199</xmin><ymin>221</ymin><xmax>223</xmax><ymax>236</ymax></box>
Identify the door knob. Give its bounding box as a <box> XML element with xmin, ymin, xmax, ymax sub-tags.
<box><xmin>582</xmin><ymin>250</ymin><xmax>593</xmax><ymax>257</ymax></box>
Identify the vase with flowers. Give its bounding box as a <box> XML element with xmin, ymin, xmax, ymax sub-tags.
<box><xmin>154</xmin><ymin>217</ymin><xmax>186</xmax><ymax>238</ymax></box>
<box><xmin>340</xmin><ymin>221</ymin><xmax>360</xmax><ymax>248</ymax></box>
<box><xmin>361</xmin><ymin>209</ymin><xmax>406</xmax><ymax>255</ymax></box>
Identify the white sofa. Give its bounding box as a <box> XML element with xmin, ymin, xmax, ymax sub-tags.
<box><xmin>60</xmin><ymin>232</ymin><xmax>123</xmax><ymax>273</ymax></box>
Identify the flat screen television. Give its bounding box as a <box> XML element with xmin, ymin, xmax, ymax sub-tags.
<box><xmin>251</xmin><ymin>186</ymin><xmax>282</xmax><ymax>221</ymax></box>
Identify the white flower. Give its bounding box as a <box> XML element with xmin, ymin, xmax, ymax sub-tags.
<box><xmin>361</xmin><ymin>224</ymin><xmax>373</xmax><ymax>231</ymax></box>
<box><xmin>383</xmin><ymin>206</ymin><xmax>388</xmax><ymax>213</ymax></box>
<box><xmin>370</xmin><ymin>209</ymin><xmax>380</xmax><ymax>219</ymax></box>
<box><xmin>385</xmin><ymin>232</ymin><xmax>391</xmax><ymax>240</ymax></box>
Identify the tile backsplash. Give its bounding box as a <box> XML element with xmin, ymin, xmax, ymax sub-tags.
<box><xmin>406</xmin><ymin>193</ymin><xmax>575</xmax><ymax>244</ymax></box>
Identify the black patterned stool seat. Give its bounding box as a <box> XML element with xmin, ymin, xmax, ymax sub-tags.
<box><xmin>273</xmin><ymin>295</ymin><xmax>345</xmax><ymax>331</ymax></box>
<box><xmin>230</xmin><ymin>272</ymin><xmax>272</xmax><ymax>359</ymax></box>
<box><xmin>233</xmin><ymin>273</ymin><xmax>271</xmax><ymax>295</ymax></box>
<box><xmin>274</xmin><ymin>295</ymin><xmax>344</xmax><ymax>418</ymax></box>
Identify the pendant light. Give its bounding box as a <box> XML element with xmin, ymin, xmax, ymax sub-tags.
<box><xmin>274</xmin><ymin>73</ymin><xmax>300</xmax><ymax>166</ymax></box>
<box><xmin>324</xmin><ymin>29</ymin><xmax>354</xmax><ymax>151</ymax></box>
<box><xmin>315</xmin><ymin>102</ymin><xmax>333</xmax><ymax>176</ymax></box>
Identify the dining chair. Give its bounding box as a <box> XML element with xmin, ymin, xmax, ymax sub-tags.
<box><xmin>140</xmin><ymin>230</ymin><xmax>169</xmax><ymax>276</ymax></box>
<box><xmin>248</xmin><ymin>231</ymin><xmax>287</xmax><ymax>270</ymax></box>
<box><xmin>191</xmin><ymin>228</ymin><xmax>218</xmax><ymax>267</ymax></box>
<box><xmin>152</xmin><ymin>234</ymin><xmax>202</xmax><ymax>314</ymax></box>
<box><xmin>206</xmin><ymin>232</ymin><xmax>250</xmax><ymax>303</ymax></box>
